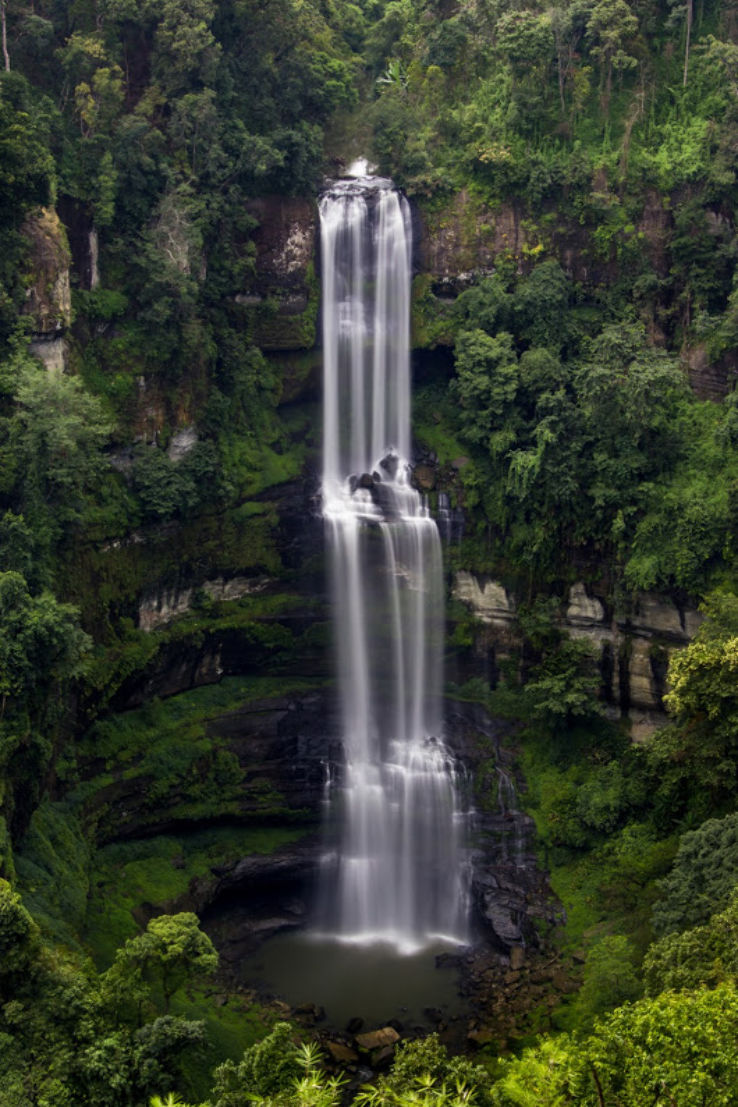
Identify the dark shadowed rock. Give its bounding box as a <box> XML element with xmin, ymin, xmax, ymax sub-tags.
<box><xmin>324</xmin><ymin>1040</ymin><xmax>359</xmax><ymax>1064</ymax></box>
<box><xmin>371</xmin><ymin>1045</ymin><xmax>396</xmax><ymax>1069</ymax></box>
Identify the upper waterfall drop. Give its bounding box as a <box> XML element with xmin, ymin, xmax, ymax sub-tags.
<box><xmin>321</xmin><ymin>181</ymin><xmax>411</xmax><ymax>497</ymax></box>
<box><xmin>319</xmin><ymin>175</ymin><xmax>469</xmax><ymax>953</ymax></box>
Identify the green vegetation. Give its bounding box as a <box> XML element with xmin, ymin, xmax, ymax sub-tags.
<box><xmin>84</xmin><ymin>825</ymin><xmax>305</xmax><ymax>967</ymax></box>
<box><xmin>415</xmin><ymin>271</ymin><xmax>738</xmax><ymax>593</ymax></box>
<box><xmin>4</xmin><ymin>0</ymin><xmax>738</xmax><ymax>1100</ymax></box>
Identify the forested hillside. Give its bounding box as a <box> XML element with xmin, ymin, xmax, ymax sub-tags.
<box><xmin>3</xmin><ymin>0</ymin><xmax>738</xmax><ymax>1102</ymax></box>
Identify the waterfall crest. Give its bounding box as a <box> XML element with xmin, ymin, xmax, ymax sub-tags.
<box><xmin>320</xmin><ymin>174</ymin><xmax>469</xmax><ymax>953</ymax></box>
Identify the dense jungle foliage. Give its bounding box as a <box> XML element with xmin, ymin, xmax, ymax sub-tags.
<box><xmin>4</xmin><ymin>0</ymin><xmax>738</xmax><ymax>1101</ymax></box>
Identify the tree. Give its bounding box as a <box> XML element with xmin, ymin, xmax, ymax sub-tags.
<box><xmin>452</xmin><ymin>329</ymin><xmax>519</xmax><ymax>450</ymax></box>
<box><xmin>577</xmin><ymin>934</ymin><xmax>641</xmax><ymax>1020</ymax></box>
<box><xmin>649</xmin><ymin>593</ymin><xmax>738</xmax><ymax>817</ymax></box>
<box><xmin>550</xmin><ymin>0</ymin><xmax>591</xmax><ymax>116</ymax></box>
<box><xmin>0</xmin><ymin>511</ymin><xmax>33</xmax><ymax>578</ymax></box>
<box><xmin>576</xmin><ymin>985</ymin><xmax>738</xmax><ymax>1106</ymax></box>
<box><xmin>524</xmin><ymin>636</ymin><xmax>604</xmax><ymax>729</ymax></box>
<box><xmin>495</xmin><ymin>10</ymin><xmax>553</xmax><ymax>73</ymax></box>
<box><xmin>490</xmin><ymin>1037</ymin><xmax>574</xmax><ymax>1107</ymax></box>
<box><xmin>357</xmin><ymin>1034</ymin><xmax>491</xmax><ymax>1106</ymax></box>
<box><xmin>212</xmin><ymin>1022</ymin><xmax>304</xmax><ymax>1103</ymax></box>
<box><xmin>585</xmin><ymin>0</ymin><xmax>638</xmax><ymax>110</ymax></box>
<box><xmin>0</xmin><ymin>877</ymin><xmax>38</xmax><ymax>984</ymax></box>
<box><xmin>133</xmin><ymin>1016</ymin><xmax>207</xmax><ymax>1099</ymax></box>
<box><xmin>151</xmin><ymin>1096</ymin><xmax>201</xmax><ymax>1107</ymax></box>
<box><xmin>10</xmin><ymin>360</ymin><xmax>112</xmax><ymax>545</ymax></box>
<box><xmin>105</xmin><ymin>913</ymin><xmax>217</xmax><ymax>1014</ymax></box>
<box><xmin>1</xmin><ymin>0</ymin><xmax>9</xmax><ymax>71</ymax></box>
<box><xmin>151</xmin><ymin>0</ymin><xmax>221</xmax><ymax>95</ymax></box>
<box><xmin>683</xmin><ymin>0</ymin><xmax>692</xmax><ymax>86</ymax></box>
<box><xmin>651</xmin><ymin>811</ymin><xmax>738</xmax><ymax>935</ymax></box>
<box><xmin>0</xmin><ymin>570</ymin><xmax>90</xmax><ymax>716</ymax></box>
<box><xmin>645</xmin><ymin>888</ymin><xmax>738</xmax><ymax>994</ymax></box>
<box><xmin>490</xmin><ymin>985</ymin><xmax>738</xmax><ymax>1106</ymax></box>
<box><xmin>511</xmin><ymin>260</ymin><xmax>571</xmax><ymax>350</ymax></box>
<box><xmin>0</xmin><ymin>77</ymin><xmax>55</xmax><ymax>343</ymax></box>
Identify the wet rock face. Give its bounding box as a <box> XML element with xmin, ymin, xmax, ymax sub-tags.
<box><xmin>416</xmin><ymin>191</ymin><xmax>528</xmax><ymax>291</ymax></box>
<box><xmin>203</xmin><ymin>836</ymin><xmax>325</xmax><ymax>960</ymax></box>
<box><xmin>246</xmin><ymin>197</ymin><xmax>316</xmax><ymax>290</ymax></box>
<box><xmin>137</xmin><ymin>575</ymin><xmax>271</xmax><ymax>632</ymax></box>
<box><xmin>22</xmin><ymin>207</ymin><xmax>72</xmax><ymax>363</ymax></box>
<box><xmin>191</xmin><ymin>697</ymin><xmax>554</xmax><ymax>984</ymax></box>
<box><xmin>240</xmin><ymin>196</ymin><xmax>318</xmax><ymax>350</ymax></box>
<box><xmin>453</xmin><ymin>572</ymin><xmax>516</xmax><ymax>627</ymax></box>
<box><xmin>77</xmin><ymin>688</ymin><xmax>339</xmax><ymax>845</ymax></box>
<box><xmin>446</xmin><ymin>701</ymin><xmax>557</xmax><ymax>953</ymax></box>
<box><xmin>452</xmin><ymin>571</ymin><xmax>703</xmax><ymax>733</ymax></box>
<box><xmin>207</xmin><ymin>690</ymin><xmax>340</xmax><ymax>817</ymax></box>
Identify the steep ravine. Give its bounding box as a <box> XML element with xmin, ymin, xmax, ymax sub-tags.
<box><xmin>14</xmin><ymin>184</ymin><xmax>705</xmax><ymax>1047</ymax></box>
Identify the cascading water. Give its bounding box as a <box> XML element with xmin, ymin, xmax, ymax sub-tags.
<box><xmin>320</xmin><ymin>172</ymin><xmax>469</xmax><ymax>953</ymax></box>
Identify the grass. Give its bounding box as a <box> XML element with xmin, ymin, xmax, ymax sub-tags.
<box><xmin>14</xmin><ymin>801</ymin><xmax>93</xmax><ymax>948</ymax></box>
<box><xmin>22</xmin><ymin>673</ymin><xmax>328</xmax><ymax>959</ymax></box>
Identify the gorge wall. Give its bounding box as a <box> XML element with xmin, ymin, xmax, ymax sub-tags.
<box><xmin>14</xmin><ymin>179</ymin><xmax>708</xmax><ymax>988</ymax></box>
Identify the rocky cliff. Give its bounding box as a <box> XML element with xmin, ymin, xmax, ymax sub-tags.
<box><xmin>22</xmin><ymin>207</ymin><xmax>72</xmax><ymax>371</ymax></box>
<box><xmin>14</xmin><ymin>182</ymin><xmax>708</xmax><ymax>1030</ymax></box>
<box><xmin>452</xmin><ymin>573</ymin><xmax>702</xmax><ymax>738</ymax></box>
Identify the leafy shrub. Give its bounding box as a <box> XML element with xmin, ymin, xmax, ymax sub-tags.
<box><xmin>652</xmin><ymin>812</ymin><xmax>738</xmax><ymax>935</ymax></box>
<box><xmin>645</xmin><ymin>888</ymin><xmax>738</xmax><ymax>995</ymax></box>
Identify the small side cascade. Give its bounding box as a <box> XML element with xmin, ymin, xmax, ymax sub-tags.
<box><xmin>436</xmin><ymin>491</ymin><xmax>465</xmax><ymax>544</ymax></box>
<box><xmin>319</xmin><ymin>172</ymin><xmax>470</xmax><ymax>953</ymax></box>
<box><xmin>496</xmin><ymin>767</ymin><xmax>526</xmax><ymax>867</ymax></box>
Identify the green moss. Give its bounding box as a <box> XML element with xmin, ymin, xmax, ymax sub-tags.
<box><xmin>68</xmin><ymin>675</ymin><xmax>327</xmax><ymax>835</ymax></box>
<box><xmin>270</xmin><ymin>350</ymin><xmax>322</xmax><ymax>403</ymax></box>
<box><xmin>411</xmin><ymin>274</ymin><xmax>457</xmax><ymax>349</ymax></box>
<box><xmin>75</xmin><ymin>591</ymin><xmax>326</xmax><ymax>721</ymax></box>
<box><xmin>412</xmin><ymin>379</ymin><xmax>469</xmax><ymax>464</ymax></box>
<box><xmin>84</xmin><ymin>824</ymin><xmax>304</xmax><ymax>968</ymax></box>
<box><xmin>248</xmin><ymin>263</ymin><xmax>319</xmax><ymax>351</ymax></box>
<box><xmin>219</xmin><ymin>431</ymin><xmax>306</xmax><ymax>500</ymax></box>
<box><xmin>58</xmin><ymin>505</ymin><xmax>286</xmax><ymax>640</ymax></box>
<box><xmin>14</xmin><ymin>802</ymin><xmax>93</xmax><ymax>947</ymax></box>
<box><xmin>172</xmin><ymin>987</ymin><xmax>282</xmax><ymax>1101</ymax></box>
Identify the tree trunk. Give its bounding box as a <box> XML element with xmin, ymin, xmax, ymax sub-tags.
<box><xmin>1</xmin><ymin>0</ymin><xmax>10</xmax><ymax>72</ymax></box>
<box><xmin>604</xmin><ymin>55</ymin><xmax>613</xmax><ymax>114</ymax></box>
<box><xmin>557</xmin><ymin>51</ymin><xmax>566</xmax><ymax>113</ymax></box>
<box><xmin>589</xmin><ymin>1064</ymin><xmax>607</xmax><ymax>1107</ymax></box>
<box><xmin>683</xmin><ymin>0</ymin><xmax>693</xmax><ymax>86</ymax></box>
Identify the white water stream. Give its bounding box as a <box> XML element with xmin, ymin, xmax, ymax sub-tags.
<box><xmin>319</xmin><ymin>174</ymin><xmax>469</xmax><ymax>953</ymax></box>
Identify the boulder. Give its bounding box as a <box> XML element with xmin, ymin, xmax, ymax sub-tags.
<box><xmin>453</xmin><ymin>572</ymin><xmax>516</xmax><ymax>626</ymax></box>
<box><xmin>293</xmin><ymin>1001</ymin><xmax>325</xmax><ymax>1022</ymax></box>
<box><xmin>355</xmin><ymin>1027</ymin><xmax>401</xmax><ymax>1051</ymax></box>
<box><xmin>22</xmin><ymin>207</ymin><xmax>72</xmax><ymax>339</ymax></box>
<box><xmin>324</xmin><ymin>1040</ymin><xmax>358</xmax><ymax>1064</ymax></box>
<box><xmin>566</xmin><ymin>583</ymin><xmax>605</xmax><ymax>626</ymax></box>
<box><xmin>371</xmin><ymin>1045</ymin><xmax>396</xmax><ymax>1069</ymax></box>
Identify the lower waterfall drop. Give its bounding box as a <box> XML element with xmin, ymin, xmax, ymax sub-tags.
<box><xmin>320</xmin><ymin>171</ymin><xmax>469</xmax><ymax>953</ymax></box>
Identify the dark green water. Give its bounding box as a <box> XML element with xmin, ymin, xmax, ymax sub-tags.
<box><xmin>242</xmin><ymin>932</ymin><xmax>466</xmax><ymax>1030</ymax></box>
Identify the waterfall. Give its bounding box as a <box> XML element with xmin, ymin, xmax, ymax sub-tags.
<box><xmin>319</xmin><ymin>174</ymin><xmax>469</xmax><ymax>953</ymax></box>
